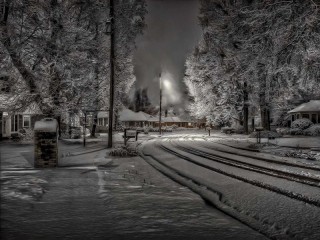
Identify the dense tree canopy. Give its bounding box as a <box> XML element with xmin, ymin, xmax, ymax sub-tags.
<box><xmin>0</xmin><ymin>0</ymin><xmax>146</xmax><ymax>117</ymax></box>
<box><xmin>185</xmin><ymin>0</ymin><xmax>320</xmax><ymax>128</ymax></box>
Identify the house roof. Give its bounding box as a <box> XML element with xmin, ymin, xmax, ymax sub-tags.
<box><xmin>288</xmin><ymin>100</ymin><xmax>320</xmax><ymax>113</ymax></box>
<box><xmin>119</xmin><ymin>109</ymin><xmax>151</xmax><ymax>122</ymax></box>
<box><xmin>97</xmin><ymin>111</ymin><xmax>108</xmax><ymax>118</ymax></box>
<box><xmin>148</xmin><ymin>116</ymin><xmax>192</xmax><ymax>123</ymax></box>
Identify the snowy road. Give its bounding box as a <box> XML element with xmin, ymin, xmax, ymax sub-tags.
<box><xmin>141</xmin><ymin>136</ymin><xmax>320</xmax><ymax>240</ymax></box>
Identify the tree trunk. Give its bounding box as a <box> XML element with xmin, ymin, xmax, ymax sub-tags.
<box><xmin>260</xmin><ymin>106</ymin><xmax>271</xmax><ymax>130</ymax></box>
<box><xmin>266</xmin><ymin>108</ymin><xmax>271</xmax><ymax>130</ymax></box>
<box><xmin>243</xmin><ymin>82</ymin><xmax>249</xmax><ymax>134</ymax></box>
<box><xmin>57</xmin><ymin>115</ymin><xmax>61</xmax><ymax>139</ymax></box>
<box><xmin>251</xmin><ymin>117</ymin><xmax>255</xmax><ymax>132</ymax></box>
<box><xmin>91</xmin><ymin>112</ymin><xmax>98</xmax><ymax>137</ymax></box>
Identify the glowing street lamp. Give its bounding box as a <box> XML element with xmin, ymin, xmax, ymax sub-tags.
<box><xmin>163</xmin><ymin>79</ymin><xmax>171</xmax><ymax>89</ymax></box>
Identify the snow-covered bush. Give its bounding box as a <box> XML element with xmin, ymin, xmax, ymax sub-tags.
<box><xmin>143</xmin><ymin>126</ymin><xmax>149</xmax><ymax>134</ymax></box>
<box><xmin>171</xmin><ymin>124</ymin><xmax>178</xmax><ymax>129</ymax></box>
<box><xmin>148</xmin><ymin>127</ymin><xmax>158</xmax><ymax>132</ymax></box>
<box><xmin>22</xmin><ymin>128</ymin><xmax>34</xmax><ymax>141</ymax></box>
<box><xmin>249</xmin><ymin>131</ymin><xmax>281</xmax><ymax>138</ymax></box>
<box><xmin>109</xmin><ymin>146</ymin><xmax>137</xmax><ymax>157</ymax></box>
<box><xmin>116</xmin><ymin>125</ymin><xmax>125</xmax><ymax>131</ymax></box>
<box><xmin>291</xmin><ymin>118</ymin><xmax>313</xmax><ymax>130</ymax></box>
<box><xmin>176</xmin><ymin>127</ymin><xmax>189</xmax><ymax>131</ymax></box>
<box><xmin>289</xmin><ymin>128</ymin><xmax>304</xmax><ymax>135</ymax></box>
<box><xmin>276</xmin><ymin>128</ymin><xmax>290</xmax><ymax>135</ymax></box>
<box><xmin>280</xmin><ymin>150</ymin><xmax>318</xmax><ymax>160</ymax></box>
<box><xmin>303</xmin><ymin>124</ymin><xmax>320</xmax><ymax>136</ymax></box>
<box><xmin>70</xmin><ymin>128</ymin><xmax>81</xmax><ymax>139</ymax></box>
<box><xmin>136</xmin><ymin>127</ymin><xmax>144</xmax><ymax>132</ymax></box>
<box><xmin>233</xmin><ymin>126</ymin><xmax>244</xmax><ymax>134</ymax></box>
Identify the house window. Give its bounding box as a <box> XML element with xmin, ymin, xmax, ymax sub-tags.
<box><xmin>23</xmin><ymin>116</ymin><xmax>31</xmax><ymax>128</ymax></box>
<box><xmin>291</xmin><ymin>115</ymin><xmax>295</xmax><ymax>122</ymax></box>
<box><xmin>302</xmin><ymin>114</ymin><xmax>309</xmax><ymax>119</ymax></box>
<box><xmin>311</xmin><ymin>114</ymin><xmax>317</xmax><ymax>124</ymax></box>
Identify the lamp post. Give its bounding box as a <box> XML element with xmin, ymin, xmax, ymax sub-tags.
<box><xmin>159</xmin><ymin>73</ymin><xmax>162</xmax><ymax>135</ymax></box>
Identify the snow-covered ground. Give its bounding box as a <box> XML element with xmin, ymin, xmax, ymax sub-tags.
<box><xmin>140</xmin><ymin>135</ymin><xmax>320</xmax><ymax>240</ymax></box>
<box><xmin>1</xmin><ymin>128</ymin><xmax>319</xmax><ymax>239</ymax></box>
<box><xmin>0</xmin><ymin>141</ymin><xmax>266</xmax><ymax>240</ymax></box>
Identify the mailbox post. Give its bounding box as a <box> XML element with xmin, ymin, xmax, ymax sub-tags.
<box><xmin>206</xmin><ymin>127</ymin><xmax>211</xmax><ymax>136</ymax></box>
<box><xmin>34</xmin><ymin>118</ymin><xmax>59</xmax><ymax>168</ymax></box>
<box><xmin>255</xmin><ymin>127</ymin><xmax>264</xmax><ymax>144</ymax></box>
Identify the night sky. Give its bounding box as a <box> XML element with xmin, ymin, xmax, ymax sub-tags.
<box><xmin>133</xmin><ymin>0</ymin><xmax>202</xmax><ymax>111</ymax></box>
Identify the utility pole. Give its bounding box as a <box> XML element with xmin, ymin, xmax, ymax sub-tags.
<box><xmin>108</xmin><ymin>0</ymin><xmax>115</xmax><ymax>148</ymax></box>
<box><xmin>159</xmin><ymin>73</ymin><xmax>162</xmax><ymax>135</ymax></box>
<box><xmin>243</xmin><ymin>81</ymin><xmax>249</xmax><ymax>134</ymax></box>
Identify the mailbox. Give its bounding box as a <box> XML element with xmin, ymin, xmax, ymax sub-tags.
<box><xmin>255</xmin><ymin>127</ymin><xmax>264</xmax><ymax>144</ymax></box>
<box><xmin>123</xmin><ymin>129</ymin><xmax>139</xmax><ymax>145</ymax></box>
<box><xmin>34</xmin><ymin>118</ymin><xmax>59</xmax><ymax>168</ymax></box>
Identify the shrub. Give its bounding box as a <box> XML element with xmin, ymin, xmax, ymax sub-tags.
<box><xmin>276</xmin><ymin>128</ymin><xmax>290</xmax><ymax>135</ymax></box>
<box><xmin>233</xmin><ymin>126</ymin><xmax>244</xmax><ymax>134</ymax></box>
<box><xmin>109</xmin><ymin>146</ymin><xmax>137</xmax><ymax>157</ymax></box>
<box><xmin>171</xmin><ymin>124</ymin><xmax>178</xmax><ymax>129</ymax></box>
<box><xmin>249</xmin><ymin>131</ymin><xmax>281</xmax><ymax>138</ymax></box>
<box><xmin>143</xmin><ymin>126</ymin><xmax>150</xmax><ymax>134</ymax></box>
<box><xmin>291</xmin><ymin>118</ymin><xmax>313</xmax><ymax>130</ymax></box>
<box><xmin>136</xmin><ymin>127</ymin><xmax>144</xmax><ymax>132</ymax></box>
<box><xmin>22</xmin><ymin>128</ymin><xmax>34</xmax><ymax>141</ymax></box>
<box><xmin>303</xmin><ymin>124</ymin><xmax>320</xmax><ymax>136</ymax></box>
<box><xmin>289</xmin><ymin>128</ymin><xmax>304</xmax><ymax>135</ymax></box>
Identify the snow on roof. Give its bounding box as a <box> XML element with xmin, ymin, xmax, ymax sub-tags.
<box><xmin>148</xmin><ymin>117</ymin><xmax>159</xmax><ymax>122</ymax></box>
<box><xmin>97</xmin><ymin>111</ymin><xmax>108</xmax><ymax>118</ymax></box>
<box><xmin>34</xmin><ymin>118</ymin><xmax>58</xmax><ymax>132</ymax></box>
<box><xmin>288</xmin><ymin>100</ymin><xmax>320</xmax><ymax>113</ymax></box>
<box><xmin>148</xmin><ymin>116</ymin><xmax>192</xmax><ymax>123</ymax></box>
<box><xmin>119</xmin><ymin>109</ymin><xmax>150</xmax><ymax>122</ymax></box>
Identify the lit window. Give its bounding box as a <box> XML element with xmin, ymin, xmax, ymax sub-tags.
<box><xmin>23</xmin><ymin>116</ymin><xmax>31</xmax><ymax>128</ymax></box>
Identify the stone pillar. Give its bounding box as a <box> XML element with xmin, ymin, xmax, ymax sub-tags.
<box><xmin>34</xmin><ymin>118</ymin><xmax>59</xmax><ymax>168</ymax></box>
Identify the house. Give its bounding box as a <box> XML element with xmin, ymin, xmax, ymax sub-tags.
<box><xmin>97</xmin><ymin>111</ymin><xmax>108</xmax><ymax>127</ymax></box>
<box><xmin>119</xmin><ymin>109</ymin><xmax>151</xmax><ymax>127</ymax></box>
<box><xmin>148</xmin><ymin>116</ymin><xmax>194</xmax><ymax>128</ymax></box>
<box><xmin>1</xmin><ymin>101</ymin><xmax>43</xmax><ymax>139</ymax></box>
<box><xmin>288</xmin><ymin>100</ymin><xmax>320</xmax><ymax>125</ymax></box>
<box><xmin>117</xmin><ymin>108</ymin><xmax>195</xmax><ymax>129</ymax></box>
